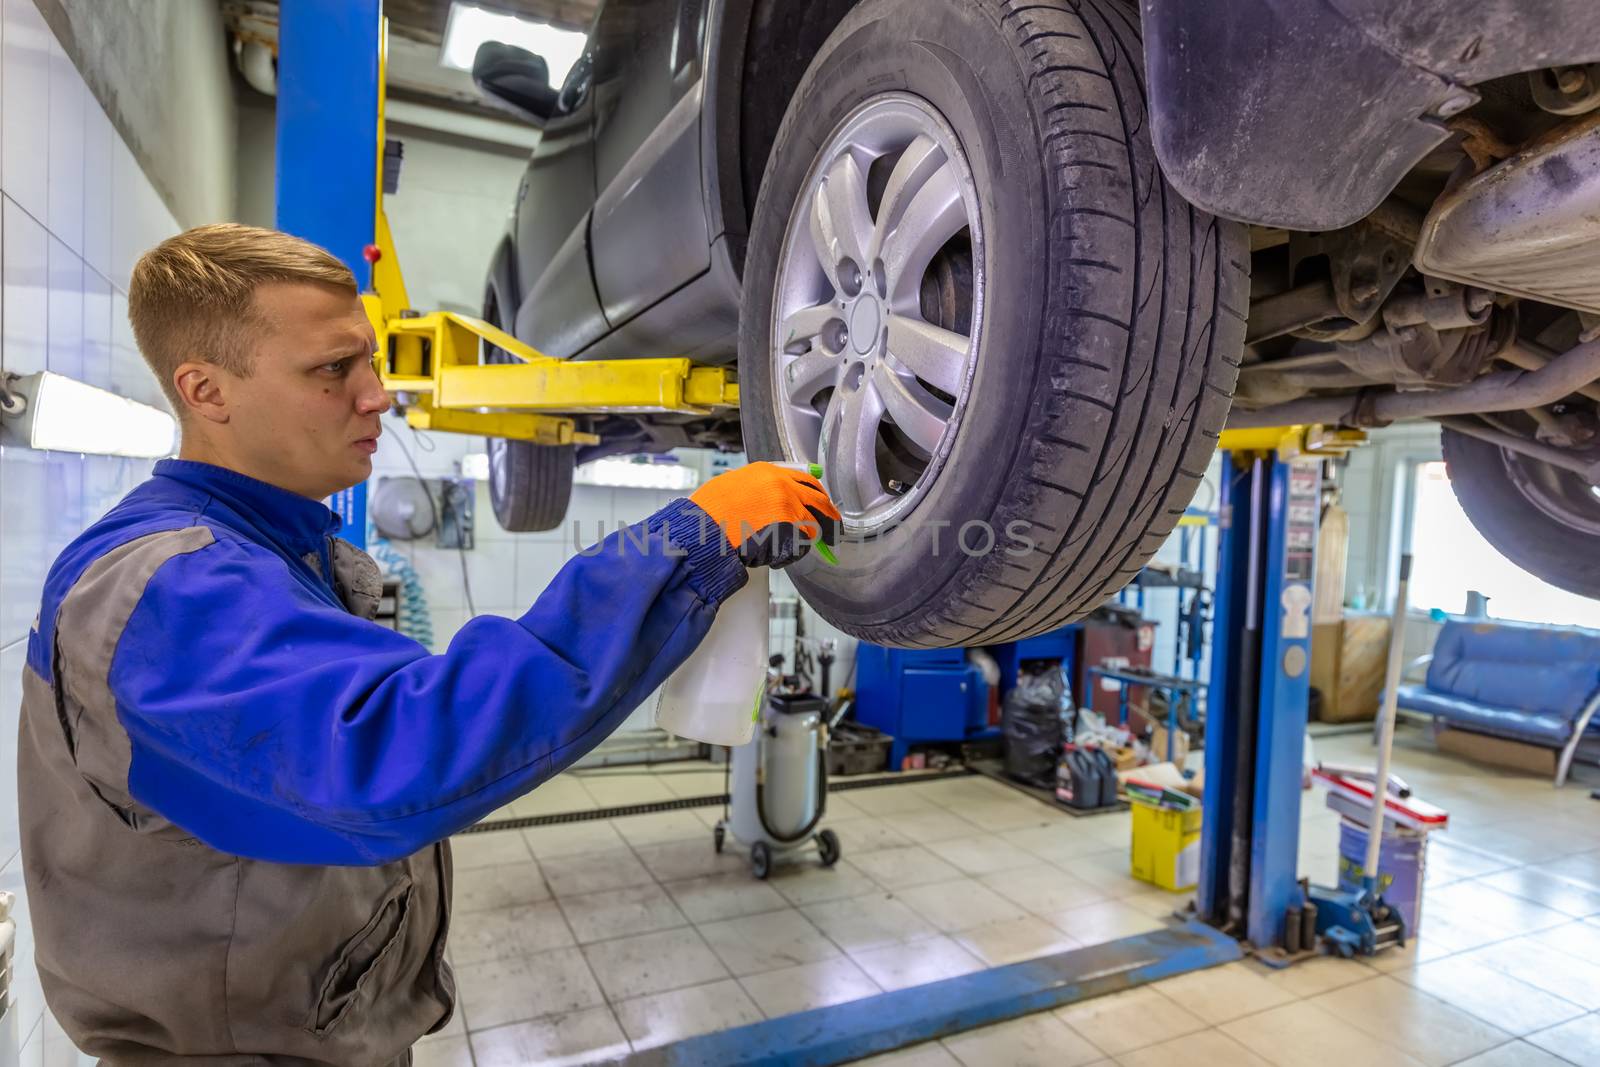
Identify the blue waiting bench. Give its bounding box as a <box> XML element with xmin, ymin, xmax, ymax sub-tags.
<box><xmin>1394</xmin><ymin>619</ymin><xmax>1600</xmax><ymax>787</ymax></box>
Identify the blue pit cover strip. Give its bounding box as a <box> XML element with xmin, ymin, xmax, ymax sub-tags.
<box><xmin>622</xmin><ymin>921</ymin><xmax>1240</xmax><ymax>1066</ymax></box>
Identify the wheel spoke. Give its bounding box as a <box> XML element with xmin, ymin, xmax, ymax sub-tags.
<box><xmin>819</xmin><ymin>381</ymin><xmax>888</xmax><ymax>514</ymax></box>
<box><xmin>881</xmin><ymin>162</ymin><xmax>966</xmax><ymax>308</ymax></box>
<box><xmin>866</xmin><ymin>135</ymin><xmax>947</xmax><ymax>265</ymax></box>
<box><xmin>886</xmin><ymin>314</ymin><xmax>969</xmax><ymax>397</ymax></box>
<box><xmin>780</xmin><ymin>302</ymin><xmax>840</xmax><ymax>354</ymax></box>
<box><xmin>870</xmin><ymin>363</ymin><xmax>951</xmax><ymax>455</ymax></box>
<box><xmin>808</xmin><ymin>152</ymin><xmax>874</xmax><ymax>290</ymax></box>
<box><xmin>782</xmin><ymin>349</ymin><xmax>844</xmax><ymax>406</ymax></box>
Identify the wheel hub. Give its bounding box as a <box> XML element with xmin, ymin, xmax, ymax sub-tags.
<box><xmin>769</xmin><ymin>92</ymin><xmax>984</xmax><ymax>534</ymax></box>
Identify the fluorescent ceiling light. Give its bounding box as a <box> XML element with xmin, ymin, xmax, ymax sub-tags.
<box><xmin>576</xmin><ymin>457</ymin><xmax>700</xmax><ymax>491</ymax></box>
<box><xmin>1</xmin><ymin>371</ymin><xmax>177</xmax><ymax>459</ymax></box>
<box><xmin>440</xmin><ymin>2</ymin><xmax>586</xmax><ymax>85</ymax></box>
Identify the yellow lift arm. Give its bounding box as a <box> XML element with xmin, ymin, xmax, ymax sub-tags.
<box><xmin>361</xmin><ymin>21</ymin><xmax>737</xmax><ymax>447</ymax></box>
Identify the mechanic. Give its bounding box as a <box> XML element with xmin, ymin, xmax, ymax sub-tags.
<box><xmin>16</xmin><ymin>223</ymin><xmax>839</xmax><ymax>1064</ymax></box>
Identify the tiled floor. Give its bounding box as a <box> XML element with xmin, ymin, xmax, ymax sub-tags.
<box><xmin>419</xmin><ymin>728</ymin><xmax>1600</xmax><ymax>1066</ymax></box>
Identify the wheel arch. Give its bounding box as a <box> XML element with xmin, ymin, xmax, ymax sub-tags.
<box><xmin>484</xmin><ymin>232</ymin><xmax>521</xmax><ymax>321</ymax></box>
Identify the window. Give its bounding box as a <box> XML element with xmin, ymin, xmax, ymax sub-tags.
<box><xmin>1407</xmin><ymin>460</ymin><xmax>1600</xmax><ymax>628</ymax></box>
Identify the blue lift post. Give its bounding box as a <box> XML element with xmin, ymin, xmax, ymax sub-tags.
<box><xmin>1198</xmin><ymin>446</ymin><xmax>1322</xmax><ymax>950</ymax></box>
<box><xmin>275</xmin><ymin>0</ymin><xmax>384</xmax><ymax>548</ymax></box>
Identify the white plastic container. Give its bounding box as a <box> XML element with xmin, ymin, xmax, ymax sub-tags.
<box><xmin>654</xmin><ymin>566</ymin><xmax>769</xmax><ymax>746</ymax></box>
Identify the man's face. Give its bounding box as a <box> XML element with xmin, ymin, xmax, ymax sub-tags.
<box><xmin>219</xmin><ymin>282</ymin><xmax>388</xmax><ymax>500</ymax></box>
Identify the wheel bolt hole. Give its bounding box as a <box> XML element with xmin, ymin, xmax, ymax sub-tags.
<box><xmin>823</xmin><ymin>319</ymin><xmax>848</xmax><ymax>353</ymax></box>
<box><xmin>843</xmin><ymin>362</ymin><xmax>866</xmax><ymax>392</ymax></box>
<box><xmin>873</xmin><ymin>258</ymin><xmax>888</xmax><ymax>298</ymax></box>
<box><xmin>839</xmin><ymin>258</ymin><xmax>863</xmax><ymax>298</ymax></box>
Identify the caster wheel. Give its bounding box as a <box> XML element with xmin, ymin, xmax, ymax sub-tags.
<box><xmin>816</xmin><ymin>828</ymin><xmax>841</xmax><ymax>867</ymax></box>
<box><xmin>713</xmin><ymin>826</ymin><xmax>726</xmax><ymax>853</ymax></box>
<box><xmin>750</xmin><ymin>841</ymin><xmax>772</xmax><ymax>880</ymax></box>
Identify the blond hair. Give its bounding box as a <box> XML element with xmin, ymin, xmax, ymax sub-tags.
<box><xmin>128</xmin><ymin>223</ymin><xmax>357</xmax><ymax>411</ymax></box>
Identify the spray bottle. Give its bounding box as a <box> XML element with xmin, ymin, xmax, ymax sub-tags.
<box><xmin>653</xmin><ymin>463</ymin><xmax>837</xmax><ymax>746</ymax></box>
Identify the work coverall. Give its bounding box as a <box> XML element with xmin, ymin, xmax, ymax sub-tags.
<box><xmin>17</xmin><ymin>458</ymin><xmax>747</xmax><ymax>1064</ymax></box>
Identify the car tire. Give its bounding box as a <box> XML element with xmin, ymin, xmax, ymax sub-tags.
<box><xmin>1442</xmin><ymin>427</ymin><xmax>1600</xmax><ymax>599</ymax></box>
<box><xmin>482</xmin><ymin>285</ymin><xmax>575</xmax><ymax>533</ymax></box>
<box><xmin>738</xmin><ymin>0</ymin><xmax>1247</xmax><ymax>646</ymax></box>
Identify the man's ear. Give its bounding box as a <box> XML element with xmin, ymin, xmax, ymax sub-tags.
<box><xmin>173</xmin><ymin>362</ymin><xmax>230</xmax><ymax>425</ymax></box>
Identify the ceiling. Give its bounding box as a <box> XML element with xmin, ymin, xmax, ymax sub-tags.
<box><xmin>384</xmin><ymin>0</ymin><xmax>599</xmax><ymax>41</ymax></box>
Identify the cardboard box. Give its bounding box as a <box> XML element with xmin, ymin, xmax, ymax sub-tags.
<box><xmin>1311</xmin><ymin>615</ymin><xmax>1391</xmax><ymax>723</ymax></box>
<box><xmin>1149</xmin><ymin>725</ymin><xmax>1191</xmax><ymax>767</ymax></box>
<box><xmin>1436</xmin><ymin>727</ymin><xmax>1557</xmax><ymax>776</ymax></box>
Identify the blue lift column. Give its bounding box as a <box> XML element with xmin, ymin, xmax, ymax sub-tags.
<box><xmin>1198</xmin><ymin>444</ymin><xmax>1322</xmax><ymax>950</ymax></box>
<box><xmin>275</xmin><ymin>0</ymin><xmax>384</xmax><ymax>548</ymax></box>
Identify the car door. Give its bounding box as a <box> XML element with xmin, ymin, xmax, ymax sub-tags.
<box><xmin>509</xmin><ymin>39</ymin><xmax>609</xmax><ymax>358</ymax></box>
<box><xmin>585</xmin><ymin>0</ymin><xmax>713</xmax><ymax>329</ymax></box>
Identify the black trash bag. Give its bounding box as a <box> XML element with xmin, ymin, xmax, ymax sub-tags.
<box><xmin>1003</xmin><ymin>659</ymin><xmax>1074</xmax><ymax>787</ymax></box>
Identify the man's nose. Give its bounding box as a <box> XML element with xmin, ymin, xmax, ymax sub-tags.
<box><xmin>355</xmin><ymin>357</ymin><xmax>392</xmax><ymax>416</ymax></box>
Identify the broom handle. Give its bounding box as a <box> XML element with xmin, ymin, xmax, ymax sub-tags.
<box><xmin>1365</xmin><ymin>553</ymin><xmax>1412</xmax><ymax>891</ymax></box>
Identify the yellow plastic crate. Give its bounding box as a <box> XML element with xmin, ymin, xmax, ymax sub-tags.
<box><xmin>1130</xmin><ymin>800</ymin><xmax>1203</xmax><ymax>891</ymax></box>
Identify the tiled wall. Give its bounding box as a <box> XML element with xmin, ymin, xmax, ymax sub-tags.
<box><xmin>1</xmin><ymin>0</ymin><xmax>179</xmax><ymax>1057</ymax></box>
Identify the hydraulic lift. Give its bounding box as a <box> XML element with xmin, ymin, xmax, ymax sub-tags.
<box><xmin>1200</xmin><ymin>425</ymin><xmax>1366</xmax><ymax>954</ymax></box>
<box><xmin>275</xmin><ymin>0</ymin><xmax>738</xmax><ymax>549</ymax></box>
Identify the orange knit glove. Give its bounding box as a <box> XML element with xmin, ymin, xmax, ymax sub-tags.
<box><xmin>690</xmin><ymin>462</ymin><xmax>841</xmax><ymax>568</ymax></box>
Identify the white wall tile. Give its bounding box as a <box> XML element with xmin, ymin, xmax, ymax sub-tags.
<box><xmin>107</xmin><ymin>137</ymin><xmax>142</xmax><ymax>292</ymax></box>
<box><xmin>2</xmin><ymin>196</ymin><xmax>48</xmax><ymax>375</ymax></box>
<box><xmin>407</xmin><ymin>538</ymin><xmax>515</xmax><ymax>613</ymax></box>
<box><xmin>81</xmin><ymin>268</ymin><xmax>111</xmax><ymax>385</ymax></box>
<box><xmin>1</xmin><ymin>0</ymin><xmax>50</xmax><ymax>222</ymax></box>
<box><xmin>81</xmin><ymin>102</ymin><xmax>112</xmax><ymax>280</ymax></box>
<box><xmin>45</xmin><ymin>35</ymin><xmax>84</xmax><ymax>255</ymax></box>
<box><xmin>0</xmin><ymin>641</ymin><xmax>25</xmax><ymax>872</ymax></box>
<box><xmin>514</xmin><ymin>541</ymin><xmax>570</xmax><ymax>607</ymax></box>
<box><xmin>0</xmin><ymin>444</ymin><xmax>47</xmax><ymax>646</ymax></box>
<box><xmin>45</xmin><ymin>237</ymin><xmax>82</xmax><ymax>379</ymax></box>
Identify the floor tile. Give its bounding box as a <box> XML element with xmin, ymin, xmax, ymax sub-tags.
<box><xmin>697</xmin><ymin>908</ymin><xmax>841</xmax><ymax>976</ymax></box>
<box><xmin>1047</xmin><ymin>901</ymin><xmax>1167</xmax><ymax>946</ymax></box>
<box><xmin>768</xmin><ymin>858</ymin><xmax>880</xmax><ymax>907</ymax></box>
<box><xmin>896</xmin><ymin>879</ymin><xmax>1030</xmax><ymax>933</ymax></box>
<box><xmin>581</xmin><ymin>773</ymin><xmax>678</xmax><ymax>807</ymax></box>
<box><xmin>1481</xmin><ymin>866</ymin><xmax>1600</xmax><ymax>919</ymax></box>
<box><xmin>581</xmin><ymin>925</ymin><xmax>728</xmax><ymax>1001</ymax></box>
<box><xmin>556</xmin><ymin>882</ymin><xmax>688</xmax><ymax>944</ymax></box>
<box><xmin>468</xmin><ymin>1006</ymin><xmax>630</xmax><ymax>1067</ymax></box>
<box><xmin>1397</xmin><ymin>957</ymin><xmax>1588</xmax><ymax>1036</ymax></box>
<box><xmin>982</xmin><ymin>864</ymin><xmax>1106</xmax><ymax>915</ymax></box>
<box><xmin>879</xmin><ymin>808</ymin><xmax>984</xmax><ymax>843</ymax></box>
<box><xmin>1309</xmin><ymin>975</ymin><xmax>1511</xmax><ymax>1066</ymax></box>
<box><xmin>954</xmin><ymin>799</ymin><xmax>1055</xmax><ymax>833</ymax></box>
<box><xmin>450</xmin><ymin>900</ymin><xmax>574</xmax><ymax>966</ymax></box>
<box><xmin>1219</xmin><ymin>1000</ymin><xmax>1429</xmax><ymax>1067</ymax></box>
<box><xmin>1054</xmin><ymin>985</ymin><xmax>1205</xmax><ymax>1055</ymax></box>
<box><xmin>1001</xmin><ymin>823</ymin><xmax>1121</xmax><ymax>864</ymax></box>
<box><xmin>659</xmin><ymin>769</ymin><xmax>728</xmax><ymax>799</ymax></box>
<box><xmin>823</xmin><ymin>818</ymin><xmax>915</xmax><ymax>852</ymax></box>
<box><xmin>1154</xmin><ymin>961</ymin><xmax>1298</xmax><ymax>1025</ymax></box>
<box><xmin>612</xmin><ymin>978</ymin><xmax>764</xmax><ymax>1051</ymax></box>
<box><xmin>521</xmin><ymin>820</ymin><xmax>628</xmax><ymax>860</ymax></box>
<box><xmin>850</xmin><ymin>845</ymin><xmax>966</xmax><ymax>890</ymax></box>
<box><xmin>510</xmin><ymin>775</ymin><xmax>595</xmax><ymax>816</ymax></box>
<box><xmin>1427</xmin><ymin>880</ymin><xmax>1571</xmax><ymax>940</ymax></box>
<box><xmin>802</xmin><ymin>892</ymin><xmax>938</xmax><ymax>952</ymax></box>
<box><xmin>843</xmin><ymin>787</ymin><xmax>941</xmax><ymax>817</ymax></box>
<box><xmin>927</xmin><ymin>834</ymin><xmax>1040</xmax><ymax>876</ymax></box>
<box><xmin>851</xmin><ymin>1043</ymin><xmax>962</xmax><ymax>1066</ymax></box>
<box><xmin>664</xmin><ymin>870</ymin><xmax>788</xmax><ymax>924</ymax></box>
<box><xmin>451</xmin><ymin>947</ymin><xmax>605</xmax><ymax>1030</ymax></box>
<box><xmin>452</xmin><ymin>861</ymin><xmax>551</xmax><ymax>913</ymax></box>
<box><xmin>542</xmin><ymin>848</ymin><xmax>655</xmax><ymax>898</ymax></box>
<box><xmin>849</xmin><ymin>934</ymin><xmax>986</xmax><ymax>991</ymax></box>
<box><xmin>611</xmin><ymin>809</ymin><xmax>709</xmax><ymax>848</ymax></box>
<box><xmin>1531</xmin><ymin>918</ymin><xmax>1600</xmax><ymax>961</ymax></box>
<box><xmin>450</xmin><ymin>831</ymin><xmax>533</xmax><ymax>871</ymax></box>
<box><xmin>941</xmin><ymin>1011</ymin><xmax>1101</xmax><ymax>1067</ymax></box>
<box><xmin>952</xmin><ymin>915</ymin><xmax>1081</xmax><ymax>967</ymax></box>
<box><xmin>1450</xmin><ymin>1041</ymin><xmax>1577</xmax><ymax>1067</ymax></box>
<box><xmin>634</xmin><ymin>838</ymin><xmax>748</xmax><ymax>882</ymax></box>
<box><xmin>738</xmin><ymin>956</ymin><xmax>881</xmax><ymax>1018</ymax></box>
<box><xmin>1115</xmin><ymin>1028</ymin><xmax>1275</xmax><ymax>1067</ymax></box>
<box><xmin>412</xmin><ymin>1035</ymin><xmax>473</xmax><ymax>1067</ymax></box>
<box><xmin>1463</xmin><ymin>934</ymin><xmax>1600</xmax><ymax>1010</ymax></box>
<box><xmin>1531</xmin><ymin>850</ymin><xmax>1600</xmax><ymax>893</ymax></box>
<box><xmin>1248</xmin><ymin>954</ymin><xmax>1376</xmax><ymax>998</ymax></box>
<box><xmin>1526</xmin><ymin>1013</ymin><xmax>1600</xmax><ymax>1066</ymax></box>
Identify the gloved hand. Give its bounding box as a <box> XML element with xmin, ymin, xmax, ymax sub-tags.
<box><xmin>690</xmin><ymin>461</ymin><xmax>841</xmax><ymax>568</ymax></box>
